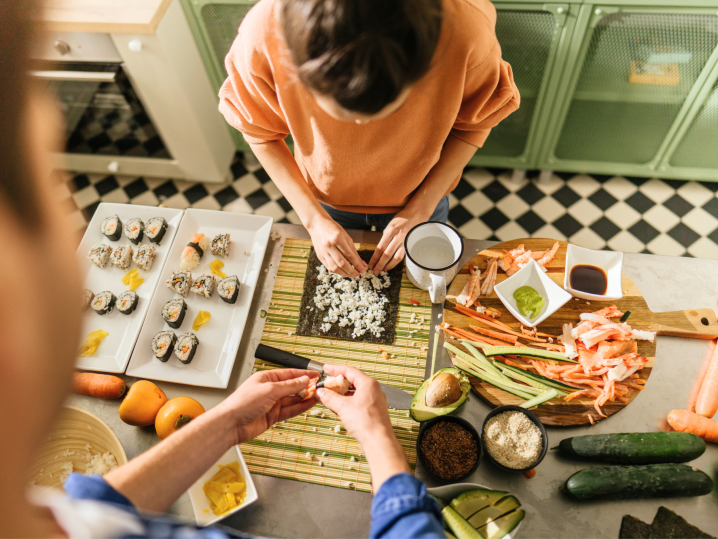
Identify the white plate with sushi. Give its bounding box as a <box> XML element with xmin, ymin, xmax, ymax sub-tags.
<box><xmin>125</xmin><ymin>209</ymin><xmax>273</xmax><ymax>388</ymax></box>
<box><xmin>76</xmin><ymin>203</ymin><xmax>184</xmax><ymax>373</ymax></box>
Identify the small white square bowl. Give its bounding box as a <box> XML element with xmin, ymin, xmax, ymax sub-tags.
<box><xmin>495</xmin><ymin>259</ymin><xmax>572</xmax><ymax>328</ymax></box>
<box><xmin>188</xmin><ymin>445</ymin><xmax>258</xmax><ymax>526</ymax></box>
<box><xmin>563</xmin><ymin>244</ymin><xmax>623</xmax><ymax>301</ymax></box>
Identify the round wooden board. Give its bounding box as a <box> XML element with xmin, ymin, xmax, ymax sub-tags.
<box><xmin>444</xmin><ymin>238</ymin><xmax>654</xmax><ymax>427</ymax></box>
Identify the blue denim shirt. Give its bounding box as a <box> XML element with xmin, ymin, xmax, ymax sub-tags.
<box><xmin>64</xmin><ymin>472</ymin><xmax>445</xmax><ymax>539</ymax></box>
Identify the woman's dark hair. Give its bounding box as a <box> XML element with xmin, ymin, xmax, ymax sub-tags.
<box><xmin>0</xmin><ymin>0</ymin><xmax>42</xmax><ymax>228</ymax></box>
<box><xmin>280</xmin><ymin>0</ymin><xmax>443</xmax><ymax>115</ymax></box>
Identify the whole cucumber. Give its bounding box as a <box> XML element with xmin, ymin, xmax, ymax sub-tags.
<box><xmin>558</xmin><ymin>432</ymin><xmax>705</xmax><ymax>464</ymax></box>
<box><xmin>565</xmin><ymin>463</ymin><xmax>713</xmax><ymax>500</ymax></box>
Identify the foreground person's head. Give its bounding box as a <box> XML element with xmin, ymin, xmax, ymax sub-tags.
<box><xmin>0</xmin><ymin>1</ymin><xmax>83</xmax><ymax>535</ymax></box>
<box><xmin>280</xmin><ymin>0</ymin><xmax>443</xmax><ymax>123</ymax></box>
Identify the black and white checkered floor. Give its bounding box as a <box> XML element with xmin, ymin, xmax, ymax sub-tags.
<box><xmin>60</xmin><ymin>152</ymin><xmax>718</xmax><ymax>259</ymax></box>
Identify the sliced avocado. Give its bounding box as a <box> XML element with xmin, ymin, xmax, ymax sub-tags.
<box><xmin>410</xmin><ymin>368</ymin><xmax>470</xmax><ymax>422</ymax></box>
<box><xmin>451</xmin><ymin>488</ymin><xmax>508</xmax><ymax>513</ymax></box>
<box><xmin>445</xmin><ymin>532</ymin><xmax>458</xmax><ymax>539</ymax></box>
<box><xmin>468</xmin><ymin>496</ymin><xmax>521</xmax><ymax>529</ymax></box>
<box><xmin>478</xmin><ymin>509</ymin><xmax>524</xmax><ymax>539</ymax></box>
<box><xmin>442</xmin><ymin>506</ymin><xmax>484</xmax><ymax>539</ymax></box>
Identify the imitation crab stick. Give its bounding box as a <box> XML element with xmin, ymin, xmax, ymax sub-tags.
<box><xmin>454</xmin><ymin>305</ymin><xmax>545</xmax><ymax>341</ymax></box>
<box><xmin>469</xmin><ymin>325</ymin><xmax>518</xmax><ymax>344</ymax></box>
<box><xmin>668</xmin><ymin>409</ymin><xmax>718</xmax><ymax>443</ymax></box>
<box><xmin>696</xmin><ymin>342</ymin><xmax>718</xmax><ymax>418</ymax></box>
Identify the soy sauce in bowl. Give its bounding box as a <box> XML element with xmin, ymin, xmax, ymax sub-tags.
<box><xmin>569</xmin><ymin>264</ymin><xmax>608</xmax><ymax>295</ymax></box>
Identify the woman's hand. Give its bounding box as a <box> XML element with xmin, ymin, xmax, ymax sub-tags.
<box><xmin>369</xmin><ymin>207</ymin><xmax>432</xmax><ymax>275</ymax></box>
<box><xmin>307</xmin><ymin>214</ymin><xmax>367</xmax><ymax>278</ymax></box>
<box><xmin>215</xmin><ymin>369</ymin><xmax>320</xmax><ymax>445</ymax></box>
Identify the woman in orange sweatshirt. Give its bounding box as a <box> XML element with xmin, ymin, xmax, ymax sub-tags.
<box><xmin>219</xmin><ymin>0</ymin><xmax>519</xmax><ymax>276</ymax></box>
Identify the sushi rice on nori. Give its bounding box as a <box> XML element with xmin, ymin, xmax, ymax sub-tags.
<box><xmin>124</xmin><ymin>218</ymin><xmax>144</xmax><ymax>244</ymax></box>
<box><xmin>91</xmin><ymin>291</ymin><xmax>116</xmax><ymax>315</ymax></box>
<box><xmin>174</xmin><ymin>332</ymin><xmax>199</xmax><ymax>364</ymax></box>
<box><xmin>180</xmin><ymin>233</ymin><xmax>209</xmax><ymax>271</ymax></box>
<box><xmin>167</xmin><ymin>270</ymin><xmax>192</xmax><ymax>296</ymax></box>
<box><xmin>100</xmin><ymin>215</ymin><xmax>122</xmax><ymax>241</ymax></box>
<box><xmin>210</xmin><ymin>233</ymin><xmax>230</xmax><ymax>257</ymax></box>
<box><xmin>217</xmin><ymin>275</ymin><xmax>240</xmax><ymax>304</ymax></box>
<box><xmin>145</xmin><ymin>217</ymin><xmax>168</xmax><ymax>244</ymax></box>
<box><xmin>82</xmin><ymin>289</ymin><xmax>94</xmax><ymax>310</ymax></box>
<box><xmin>117</xmin><ymin>290</ymin><xmax>139</xmax><ymax>315</ymax></box>
<box><xmin>152</xmin><ymin>330</ymin><xmax>176</xmax><ymax>362</ymax></box>
<box><xmin>162</xmin><ymin>298</ymin><xmax>187</xmax><ymax>329</ymax></box>
<box><xmin>133</xmin><ymin>243</ymin><xmax>156</xmax><ymax>271</ymax></box>
<box><xmin>110</xmin><ymin>244</ymin><xmax>133</xmax><ymax>270</ymax></box>
<box><xmin>88</xmin><ymin>243</ymin><xmax>112</xmax><ymax>268</ymax></box>
<box><xmin>190</xmin><ymin>274</ymin><xmax>216</xmax><ymax>298</ymax></box>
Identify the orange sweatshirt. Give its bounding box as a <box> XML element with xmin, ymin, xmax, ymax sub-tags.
<box><xmin>219</xmin><ymin>0</ymin><xmax>519</xmax><ymax>214</ymax></box>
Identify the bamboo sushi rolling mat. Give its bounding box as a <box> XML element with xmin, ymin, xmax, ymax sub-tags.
<box><xmin>243</xmin><ymin>238</ymin><xmax>431</xmax><ymax>492</ymax></box>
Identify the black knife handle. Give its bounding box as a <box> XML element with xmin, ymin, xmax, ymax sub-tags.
<box><xmin>255</xmin><ymin>344</ymin><xmax>324</xmax><ymax>372</ymax></box>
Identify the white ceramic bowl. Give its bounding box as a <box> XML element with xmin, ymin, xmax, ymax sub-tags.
<box><xmin>494</xmin><ymin>259</ymin><xmax>572</xmax><ymax>328</ymax></box>
<box><xmin>427</xmin><ymin>483</ymin><xmax>523</xmax><ymax>539</ymax></box>
<box><xmin>188</xmin><ymin>445</ymin><xmax>258</xmax><ymax>526</ymax></box>
<box><xmin>563</xmin><ymin>244</ymin><xmax>623</xmax><ymax>301</ymax></box>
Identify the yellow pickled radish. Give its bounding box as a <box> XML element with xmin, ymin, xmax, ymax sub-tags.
<box><xmin>202</xmin><ymin>461</ymin><xmax>246</xmax><ymax>516</ymax></box>
<box><xmin>78</xmin><ymin>329</ymin><xmax>109</xmax><ymax>357</ymax></box>
<box><xmin>207</xmin><ymin>259</ymin><xmax>227</xmax><ymax>279</ymax></box>
<box><xmin>121</xmin><ymin>268</ymin><xmax>145</xmax><ymax>291</ymax></box>
<box><xmin>192</xmin><ymin>310</ymin><xmax>211</xmax><ymax>331</ymax></box>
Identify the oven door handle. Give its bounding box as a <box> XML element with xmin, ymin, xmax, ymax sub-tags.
<box><xmin>29</xmin><ymin>70</ymin><xmax>117</xmax><ymax>83</ymax></box>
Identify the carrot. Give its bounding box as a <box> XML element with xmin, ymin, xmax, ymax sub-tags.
<box><xmin>453</xmin><ymin>327</ymin><xmax>507</xmax><ymax>347</ymax></box>
<box><xmin>469</xmin><ymin>325</ymin><xmax>518</xmax><ymax>344</ymax></box>
<box><xmin>667</xmin><ymin>409</ymin><xmax>718</xmax><ymax>443</ymax></box>
<box><xmin>694</xmin><ymin>341</ymin><xmax>718</xmax><ymax>417</ymax></box>
<box><xmin>72</xmin><ymin>373</ymin><xmax>126</xmax><ymax>399</ymax></box>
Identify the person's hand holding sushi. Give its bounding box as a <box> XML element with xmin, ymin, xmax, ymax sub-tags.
<box><xmin>316</xmin><ymin>365</ymin><xmax>410</xmax><ymax>492</ymax></box>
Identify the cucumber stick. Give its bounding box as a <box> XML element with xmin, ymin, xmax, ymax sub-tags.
<box><xmin>461</xmin><ymin>341</ymin><xmax>513</xmax><ymax>382</ymax></box>
<box><xmin>482</xmin><ymin>346</ymin><xmax>578</xmax><ymax>364</ymax></box>
<box><xmin>564</xmin><ymin>463</ymin><xmax>714</xmax><ymax>500</ymax></box>
<box><xmin>454</xmin><ymin>363</ymin><xmax>534</xmax><ymax>401</ymax></box>
<box><xmin>442</xmin><ymin>506</ymin><xmax>483</xmax><ymax>539</ymax></box>
<box><xmin>496</xmin><ymin>365</ymin><xmax>568</xmax><ymax>396</ymax></box>
<box><xmin>496</xmin><ymin>361</ymin><xmax>577</xmax><ymax>392</ymax></box>
<box><xmin>558</xmin><ymin>433</ymin><xmax>706</xmax><ymax>464</ymax></box>
<box><xmin>520</xmin><ymin>389</ymin><xmax>558</xmax><ymax>409</ymax></box>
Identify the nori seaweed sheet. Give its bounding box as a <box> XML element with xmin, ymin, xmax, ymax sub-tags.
<box><xmin>648</xmin><ymin>507</ymin><xmax>715</xmax><ymax>539</ymax></box>
<box><xmin>296</xmin><ymin>248</ymin><xmax>403</xmax><ymax>344</ymax></box>
<box><xmin>620</xmin><ymin>516</ymin><xmax>652</xmax><ymax>539</ymax></box>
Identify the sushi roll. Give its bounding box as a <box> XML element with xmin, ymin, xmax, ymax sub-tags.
<box><xmin>166</xmin><ymin>270</ymin><xmax>192</xmax><ymax>296</ymax></box>
<box><xmin>81</xmin><ymin>289</ymin><xmax>94</xmax><ymax>310</ymax></box>
<box><xmin>100</xmin><ymin>215</ymin><xmax>122</xmax><ymax>241</ymax></box>
<box><xmin>174</xmin><ymin>332</ymin><xmax>199</xmax><ymax>364</ymax></box>
<box><xmin>124</xmin><ymin>218</ymin><xmax>144</xmax><ymax>245</ymax></box>
<box><xmin>210</xmin><ymin>233</ymin><xmax>231</xmax><ymax>257</ymax></box>
<box><xmin>88</xmin><ymin>243</ymin><xmax>112</xmax><ymax>268</ymax></box>
<box><xmin>180</xmin><ymin>233</ymin><xmax>209</xmax><ymax>271</ymax></box>
<box><xmin>145</xmin><ymin>217</ymin><xmax>168</xmax><ymax>244</ymax></box>
<box><xmin>190</xmin><ymin>274</ymin><xmax>216</xmax><ymax>299</ymax></box>
<box><xmin>110</xmin><ymin>244</ymin><xmax>133</xmax><ymax>270</ymax></box>
<box><xmin>91</xmin><ymin>291</ymin><xmax>116</xmax><ymax>315</ymax></box>
<box><xmin>151</xmin><ymin>330</ymin><xmax>176</xmax><ymax>362</ymax></box>
<box><xmin>133</xmin><ymin>243</ymin><xmax>156</xmax><ymax>271</ymax></box>
<box><xmin>116</xmin><ymin>290</ymin><xmax>139</xmax><ymax>315</ymax></box>
<box><xmin>162</xmin><ymin>298</ymin><xmax>187</xmax><ymax>329</ymax></box>
<box><xmin>217</xmin><ymin>275</ymin><xmax>240</xmax><ymax>304</ymax></box>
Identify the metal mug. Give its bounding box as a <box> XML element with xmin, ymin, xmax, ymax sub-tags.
<box><xmin>404</xmin><ymin>222</ymin><xmax>464</xmax><ymax>304</ymax></box>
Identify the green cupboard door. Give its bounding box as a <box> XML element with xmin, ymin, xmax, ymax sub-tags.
<box><xmin>669</xmin><ymin>79</ymin><xmax>718</xmax><ymax>172</ymax></box>
<box><xmin>471</xmin><ymin>6</ymin><xmax>563</xmax><ymax>167</ymax></box>
<box><xmin>553</xmin><ymin>11</ymin><xmax>718</xmax><ymax>168</ymax></box>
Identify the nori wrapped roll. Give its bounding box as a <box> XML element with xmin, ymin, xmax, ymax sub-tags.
<box><xmin>91</xmin><ymin>291</ymin><xmax>116</xmax><ymax>315</ymax></box>
<box><xmin>117</xmin><ymin>290</ymin><xmax>139</xmax><ymax>315</ymax></box>
<box><xmin>152</xmin><ymin>330</ymin><xmax>177</xmax><ymax>362</ymax></box>
<box><xmin>174</xmin><ymin>332</ymin><xmax>199</xmax><ymax>364</ymax></box>
<box><xmin>124</xmin><ymin>218</ymin><xmax>144</xmax><ymax>245</ymax></box>
<box><xmin>162</xmin><ymin>299</ymin><xmax>187</xmax><ymax>329</ymax></box>
<box><xmin>145</xmin><ymin>217</ymin><xmax>168</xmax><ymax>244</ymax></box>
<box><xmin>100</xmin><ymin>215</ymin><xmax>122</xmax><ymax>241</ymax></box>
<box><xmin>217</xmin><ymin>275</ymin><xmax>240</xmax><ymax>304</ymax></box>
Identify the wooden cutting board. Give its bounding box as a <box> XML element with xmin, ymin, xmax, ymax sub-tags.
<box><xmin>444</xmin><ymin>238</ymin><xmax>718</xmax><ymax>426</ymax></box>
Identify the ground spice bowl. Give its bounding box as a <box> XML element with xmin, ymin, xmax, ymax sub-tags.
<box><xmin>481</xmin><ymin>405</ymin><xmax>548</xmax><ymax>473</ymax></box>
<box><xmin>416</xmin><ymin>415</ymin><xmax>481</xmax><ymax>482</ymax></box>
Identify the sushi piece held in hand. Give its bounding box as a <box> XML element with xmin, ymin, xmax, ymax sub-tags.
<box><xmin>145</xmin><ymin>217</ymin><xmax>168</xmax><ymax>244</ymax></box>
<box><xmin>190</xmin><ymin>274</ymin><xmax>216</xmax><ymax>299</ymax></box>
<box><xmin>91</xmin><ymin>291</ymin><xmax>116</xmax><ymax>315</ymax></box>
<box><xmin>162</xmin><ymin>298</ymin><xmax>187</xmax><ymax>329</ymax></box>
<box><xmin>88</xmin><ymin>243</ymin><xmax>112</xmax><ymax>268</ymax></box>
<box><xmin>217</xmin><ymin>275</ymin><xmax>240</xmax><ymax>304</ymax></box>
<box><xmin>124</xmin><ymin>218</ymin><xmax>144</xmax><ymax>245</ymax></box>
<box><xmin>151</xmin><ymin>330</ymin><xmax>177</xmax><ymax>362</ymax></box>
<box><xmin>174</xmin><ymin>332</ymin><xmax>199</xmax><ymax>364</ymax></box>
<box><xmin>167</xmin><ymin>270</ymin><xmax>192</xmax><ymax>296</ymax></box>
<box><xmin>82</xmin><ymin>289</ymin><xmax>94</xmax><ymax>311</ymax></box>
<box><xmin>110</xmin><ymin>245</ymin><xmax>133</xmax><ymax>270</ymax></box>
<box><xmin>180</xmin><ymin>233</ymin><xmax>210</xmax><ymax>271</ymax></box>
<box><xmin>318</xmin><ymin>374</ymin><xmax>353</xmax><ymax>395</ymax></box>
<box><xmin>117</xmin><ymin>290</ymin><xmax>139</xmax><ymax>315</ymax></box>
<box><xmin>100</xmin><ymin>215</ymin><xmax>122</xmax><ymax>241</ymax></box>
<box><xmin>210</xmin><ymin>233</ymin><xmax>231</xmax><ymax>257</ymax></box>
<box><xmin>133</xmin><ymin>243</ymin><xmax>156</xmax><ymax>271</ymax></box>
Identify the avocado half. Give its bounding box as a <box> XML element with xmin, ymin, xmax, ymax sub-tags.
<box><xmin>410</xmin><ymin>367</ymin><xmax>470</xmax><ymax>422</ymax></box>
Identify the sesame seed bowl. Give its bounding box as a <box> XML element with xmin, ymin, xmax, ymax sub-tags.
<box><xmin>480</xmin><ymin>405</ymin><xmax>548</xmax><ymax>473</ymax></box>
<box><xmin>416</xmin><ymin>416</ymin><xmax>481</xmax><ymax>482</ymax></box>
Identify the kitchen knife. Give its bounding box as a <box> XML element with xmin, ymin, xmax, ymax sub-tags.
<box><xmin>255</xmin><ymin>344</ymin><xmax>414</xmax><ymax>410</ymax></box>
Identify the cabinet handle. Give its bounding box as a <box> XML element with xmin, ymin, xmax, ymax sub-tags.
<box><xmin>128</xmin><ymin>39</ymin><xmax>143</xmax><ymax>53</ymax></box>
<box><xmin>108</xmin><ymin>161</ymin><xmax>119</xmax><ymax>173</ymax></box>
<box><xmin>595</xmin><ymin>8</ymin><xmax>603</xmax><ymax>16</ymax></box>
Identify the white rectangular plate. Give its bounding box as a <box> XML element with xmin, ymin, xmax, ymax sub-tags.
<box><xmin>125</xmin><ymin>209</ymin><xmax>273</xmax><ymax>388</ymax></box>
<box><xmin>76</xmin><ymin>203</ymin><xmax>184</xmax><ymax>373</ymax></box>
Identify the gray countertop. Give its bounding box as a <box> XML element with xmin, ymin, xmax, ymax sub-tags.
<box><xmin>67</xmin><ymin>223</ymin><xmax>718</xmax><ymax>538</ymax></box>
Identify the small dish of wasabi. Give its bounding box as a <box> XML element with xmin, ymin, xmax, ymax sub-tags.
<box><xmin>494</xmin><ymin>259</ymin><xmax>572</xmax><ymax>327</ymax></box>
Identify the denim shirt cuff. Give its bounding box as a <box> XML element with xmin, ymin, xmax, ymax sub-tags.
<box><xmin>64</xmin><ymin>473</ymin><xmax>138</xmax><ymax>515</ymax></box>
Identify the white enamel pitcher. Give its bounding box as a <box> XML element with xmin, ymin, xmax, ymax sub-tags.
<box><xmin>404</xmin><ymin>222</ymin><xmax>464</xmax><ymax>304</ymax></box>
